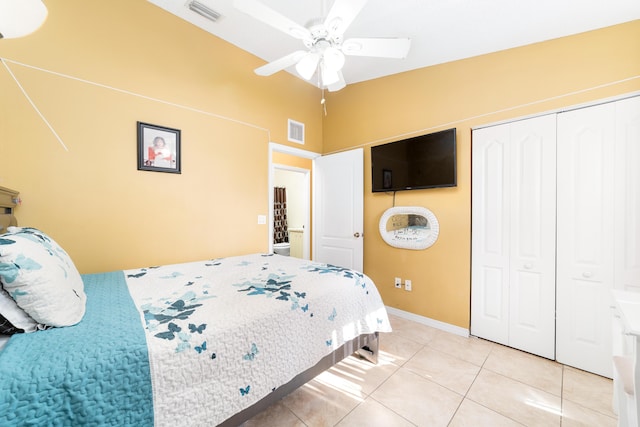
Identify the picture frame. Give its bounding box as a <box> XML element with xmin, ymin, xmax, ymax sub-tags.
<box><xmin>137</xmin><ymin>121</ymin><xmax>181</xmax><ymax>174</ymax></box>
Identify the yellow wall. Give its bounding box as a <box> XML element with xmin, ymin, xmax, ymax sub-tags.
<box><xmin>273</xmin><ymin>152</ymin><xmax>313</xmax><ymax>170</ymax></box>
<box><xmin>1</xmin><ymin>2</ymin><xmax>638</xmax><ymax>330</ymax></box>
<box><xmin>0</xmin><ymin>0</ymin><xmax>322</xmax><ymax>273</ymax></box>
<box><xmin>323</xmin><ymin>20</ymin><xmax>640</xmax><ymax>328</ymax></box>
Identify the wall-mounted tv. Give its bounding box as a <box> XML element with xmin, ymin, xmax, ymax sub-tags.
<box><xmin>371</xmin><ymin>128</ymin><xmax>457</xmax><ymax>192</ymax></box>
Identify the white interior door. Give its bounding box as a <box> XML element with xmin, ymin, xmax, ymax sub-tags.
<box><xmin>313</xmin><ymin>149</ymin><xmax>364</xmax><ymax>271</ymax></box>
<box><xmin>471</xmin><ymin>124</ymin><xmax>511</xmax><ymax>346</ymax></box>
<box><xmin>471</xmin><ymin>115</ymin><xmax>556</xmax><ymax>359</ymax></box>
<box><xmin>507</xmin><ymin>115</ymin><xmax>557</xmax><ymax>359</ymax></box>
<box><xmin>556</xmin><ymin>102</ymin><xmax>616</xmax><ymax>378</ymax></box>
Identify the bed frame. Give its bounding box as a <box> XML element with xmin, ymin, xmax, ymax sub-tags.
<box><xmin>219</xmin><ymin>331</ymin><xmax>379</xmax><ymax>426</ymax></box>
<box><xmin>0</xmin><ymin>186</ymin><xmax>19</xmax><ymax>233</ymax></box>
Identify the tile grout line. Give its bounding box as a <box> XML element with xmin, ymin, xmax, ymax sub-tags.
<box><xmin>331</xmin><ymin>348</ymin><xmax>420</xmax><ymax>427</ymax></box>
<box><xmin>453</xmin><ymin>342</ymin><xmax>528</xmax><ymax>426</ymax></box>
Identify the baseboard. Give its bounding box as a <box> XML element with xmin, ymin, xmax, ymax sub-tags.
<box><xmin>385</xmin><ymin>306</ymin><xmax>469</xmax><ymax>338</ymax></box>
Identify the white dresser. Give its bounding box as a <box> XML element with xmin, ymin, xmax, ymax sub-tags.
<box><xmin>611</xmin><ymin>290</ymin><xmax>640</xmax><ymax>427</ymax></box>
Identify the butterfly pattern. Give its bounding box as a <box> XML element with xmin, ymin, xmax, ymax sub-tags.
<box><xmin>155</xmin><ymin>322</ymin><xmax>182</xmax><ymax>340</ymax></box>
<box><xmin>236</xmin><ymin>271</ymin><xmax>315</xmax><ymax>314</ymax></box>
<box><xmin>127</xmin><ymin>271</ymin><xmax>147</xmax><ymax>278</ymax></box>
<box><xmin>135</xmin><ymin>287</ymin><xmax>215</xmax><ymax>352</ymax></box>
<box><xmin>160</xmin><ymin>271</ymin><xmax>184</xmax><ymax>279</ymax></box>
<box><xmin>189</xmin><ymin>323</ymin><xmax>206</xmax><ymax>334</ymax></box>
<box><xmin>243</xmin><ymin>343</ymin><xmax>259</xmax><ymax>361</ymax></box>
<box><xmin>195</xmin><ymin>341</ymin><xmax>207</xmax><ymax>354</ymax></box>
<box><xmin>304</xmin><ymin>263</ymin><xmax>368</xmax><ymax>289</ymax></box>
<box><xmin>122</xmin><ymin>253</ymin><xmax>391</xmax><ymax>424</ymax></box>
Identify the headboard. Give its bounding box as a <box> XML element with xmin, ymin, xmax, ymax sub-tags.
<box><xmin>0</xmin><ymin>186</ymin><xmax>19</xmax><ymax>233</ymax></box>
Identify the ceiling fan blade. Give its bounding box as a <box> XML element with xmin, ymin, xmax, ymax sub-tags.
<box><xmin>327</xmin><ymin>71</ymin><xmax>346</xmax><ymax>92</ymax></box>
<box><xmin>324</xmin><ymin>0</ymin><xmax>367</xmax><ymax>36</ymax></box>
<box><xmin>254</xmin><ymin>50</ymin><xmax>307</xmax><ymax>76</ymax></box>
<box><xmin>342</xmin><ymin>37</ymin><xmax>411</xmax><ymax>58</ymax></box>
<box><xmin>234</xmin><ymin>0</ymin><xmax>311</xmax><ymax>40</ymax></box>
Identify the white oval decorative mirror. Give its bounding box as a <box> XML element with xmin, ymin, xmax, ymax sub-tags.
<box><xmin>378</xmin><ymin>206</ymin><xmax>439</xmax><ymax>250</ymax></box>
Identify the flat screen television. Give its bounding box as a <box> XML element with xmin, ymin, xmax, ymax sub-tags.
<box><xmin>371</xmin><ymin>128</ymin><xmax>457</xmax><ymax>192</ymax></box>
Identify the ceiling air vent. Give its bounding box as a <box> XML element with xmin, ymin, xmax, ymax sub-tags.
<box><xmin>187</xmin><ymin>0</ymin><xmax>222</xmax><ymax>22</ymax></box>
<box><xmin>288</xmin><ymin>119</ymin><xmax>305</xmax><ymax>145</ymax></box>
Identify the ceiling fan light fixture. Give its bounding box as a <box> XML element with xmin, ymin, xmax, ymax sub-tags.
<box><xmin>296</xmin><ymin>53</ymin><xmax>320</xmax><ymax>80</ymax></box>
<box><xmin>320</xmin><ymin>62</ymin><xmax>340</xmax><ymax>86</ymax></box>
<box><xmin>323</xmin><ymin>46</ymin><xmax>345</xmax><ymax>72</ymax></box>
<box><xmin>0</xmin><ymin>0</ymin><xmax>47</xmax><ymax>39</ymax></box>
<box><xmin>236</xmin><ymin>0</ymin><xmax>411</xmax><ymax>93</ymax></box>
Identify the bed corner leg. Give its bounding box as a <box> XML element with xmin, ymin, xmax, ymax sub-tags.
<box><xmin>356</xmin><ymin>332</ymin><xmax>379</xmax><ymax>364</ymax></box>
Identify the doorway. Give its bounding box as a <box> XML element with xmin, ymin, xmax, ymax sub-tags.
<box><xmin>273</xmin><ymin>166</ymin><xmax>309</xmax><ymax>259</ymax></box>
<box><xmin>268</xmin><ymin>143</ymin><xmax>320</xmax><ymax>260</ymax></box>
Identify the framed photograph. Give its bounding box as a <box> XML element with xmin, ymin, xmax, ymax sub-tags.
<box><xmin>137</xmin><ymin>121</ymin><xmax>181</xmax><ymax>174</ymax></box>
<box><xmin>383</xmin><ymin>169</ymin><xmax>392</xmax><ymax>189</ymax></box>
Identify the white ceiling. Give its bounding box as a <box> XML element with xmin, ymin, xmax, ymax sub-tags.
<box><xmin>149</xmin><ymin>0</ymin><xmax>640</xmax><ymax>87</ymax></box>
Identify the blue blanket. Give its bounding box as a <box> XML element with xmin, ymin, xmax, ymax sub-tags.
<box><xmin>0</xmin><ymin>271</ymin><xmax>153</xmax><ymax>426</ymax></box>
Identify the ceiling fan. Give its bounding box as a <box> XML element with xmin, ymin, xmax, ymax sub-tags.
<box><xmin>233</xmin><ymin>0</ymin><xmax>411</xmax><ymax>92</ymax></box>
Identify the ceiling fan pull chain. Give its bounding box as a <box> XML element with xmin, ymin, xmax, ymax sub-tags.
<box><xmin>321</xmin><ymin>89</ymin><xmax>327</xmax><ymax>115</ymax></box>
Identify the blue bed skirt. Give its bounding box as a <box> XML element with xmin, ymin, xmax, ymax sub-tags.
<box><xmin>0</xmin><ymin>271</ymin><xmax>153</xmax><ymax>426</ymax></box>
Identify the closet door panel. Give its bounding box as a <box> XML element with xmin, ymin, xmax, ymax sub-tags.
<box><xmin>472</xmin><ymin>115</ymin><xmax>556</xmax><ymax>359</ymax></box>
<box><xmin>557</xmin><ymin>102</ymin><xmax>615</xmax><ymax>378</ymax></box>
<box><xmin>615</xmin><ymin>96</ymin><xmax>640</xmax><ymax>293</ymax></box>
<box><xmin>508</xmin><ymin>115</ymin><xmax>557</xmax><ymax>359</ymax></box>
<box><xmin>471</xmin><ymin>125</ymin><xmax>510</xmax><ymax>345</ymax></box>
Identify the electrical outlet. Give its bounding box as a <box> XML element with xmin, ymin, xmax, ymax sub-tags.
<box><xmin>394</xmin><ymin>277</ymin><xmax>402</xmax><ymax>289</ymax></box>
<box><xmin>405</xmin><ymin>279</ymin><xmax>412</xmax><ymax>291</ymax></box>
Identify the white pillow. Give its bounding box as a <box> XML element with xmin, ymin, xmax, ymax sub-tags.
<box><xmin>0</xmin><ymin>227</ymin><xmax>86</xmax><ymax>327</ymax></box>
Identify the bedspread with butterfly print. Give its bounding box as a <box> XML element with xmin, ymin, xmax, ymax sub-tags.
<box><xmin>124</xmin><ymin>253</ymin><xmax>391</xmax><ymax>427</ymax></box>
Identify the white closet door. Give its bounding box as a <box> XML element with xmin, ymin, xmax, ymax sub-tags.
<box><xmin>557</xmin><ymin>102</ymin><xmax>616</xmax><ymax>378</ymax></box>
<box><xmin>472</xmin><ymin>115</ymin><xmax>556</xmax><ymax>359</ymax></box>
<box><xmin>614</xmin><ymin>96</ymin><xmax>640</xmax><ymax>293</ymax></box>
<box><xmin>471</xmin><ymin>124</ymin><xmax>511</xmax><ymax>345</ymax></box>
<box><xmin>507</xmin><ymin>116</ymin><xmax>557</xmax><ymax>359</ymax></box>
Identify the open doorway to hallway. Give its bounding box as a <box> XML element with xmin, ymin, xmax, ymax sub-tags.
<box><xmin>269</xmin><ymin>143</ymin><xmax>320</xmax><ymax>260</ymax></box>
<box><xmin>273</xmin><ymin>166</ymin><xmax>308</xmax><ymax>259</ymax></box>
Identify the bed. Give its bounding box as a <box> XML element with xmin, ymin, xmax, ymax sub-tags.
<box><xmin>0</xmin><ymin>187</ymin><xmax>391</xmax><ymax>426</ymax></box>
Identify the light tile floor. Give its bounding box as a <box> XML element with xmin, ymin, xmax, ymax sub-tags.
<box><xmin>242</xmin><ymin>314</ymin><xmax>617</xmax><ymax>427</ymax></box>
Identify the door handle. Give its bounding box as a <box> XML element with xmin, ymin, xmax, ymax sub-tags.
<box><xmin>354</xmin><ymin>232</ymin><xmax>361</xmax><ymax>238</ymax></box>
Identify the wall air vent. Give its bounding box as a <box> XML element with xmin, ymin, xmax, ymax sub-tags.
<box><xmin>288</xmin><ymin>119</ymin><xmax>305</xmax><ymax>145</ymax></box>
<box><xmin>187</xmin><ymin>0</ymin><xmax>222</xmax><ymax>22</ymax></box>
